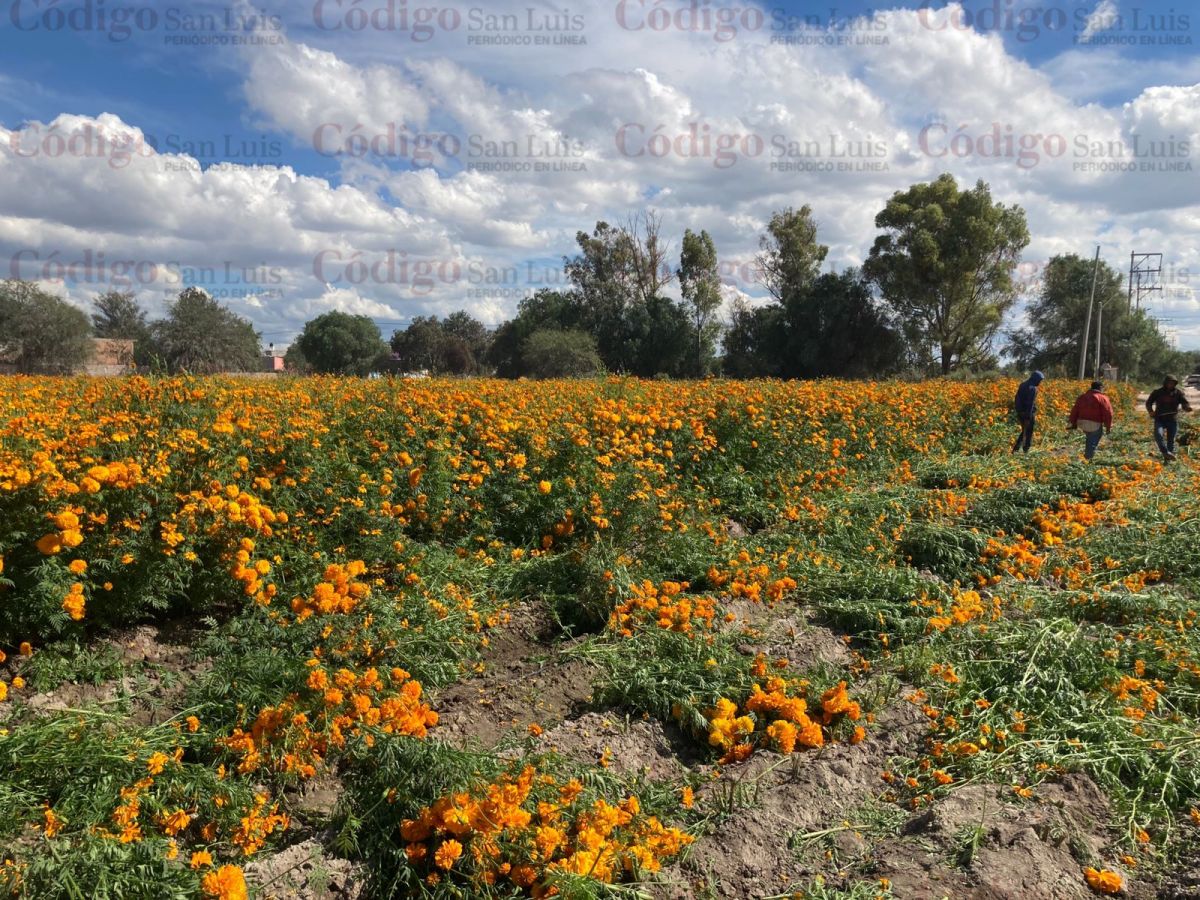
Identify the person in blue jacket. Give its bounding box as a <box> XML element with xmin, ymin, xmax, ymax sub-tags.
<box><xmin>1012</xmin><ymin>371</ymin><xmax>1044</xmax><ymax>453</ymax></box>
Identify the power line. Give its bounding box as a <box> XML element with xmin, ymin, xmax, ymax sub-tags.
<box><xmin>1128</xmin><ymin>251</ymin><xmax>1163</xmax><ymax>311</ymax></box>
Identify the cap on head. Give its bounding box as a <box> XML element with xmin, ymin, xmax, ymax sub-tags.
<box><xmin>1165</xmin><ymin>375</ymin><xmax>1180</xmax><ymax>386</ymax></box>
<box><xmin>1090</xmin><ymin>381</ymin><xmax>1104</xmax><ymax>391</ymax></box>
<box><xmin>1031</xmin><ymin>371</ymin><xmax>1045</xmax><ymax>384</ymax></box>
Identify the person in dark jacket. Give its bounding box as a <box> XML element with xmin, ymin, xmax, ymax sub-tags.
<box><xmin>1012</xmin><ymin>371</ymin><xmax>1044</xmax><ymax>453</ymax></box>
<box><xmin>1145</xmin><ymin>375</ymin><xmax>1192</xmax><ymax>461</ymax></box>
<box><xmin>1069</xmin><ymin>381</ymin><xmax>1113</xmax><ymax>461</ymax></box>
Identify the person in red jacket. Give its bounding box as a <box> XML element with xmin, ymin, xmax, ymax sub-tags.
<box><xmin>1069</xmin><ymin>381</ymin><xmax>1114</xmax><ymax>461</ymax></box>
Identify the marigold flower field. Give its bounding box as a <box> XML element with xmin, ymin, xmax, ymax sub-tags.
<box><xmin>1</xmin><ymin>376</ymin><xmax>1200</xmax><ymax>898</ymax></box>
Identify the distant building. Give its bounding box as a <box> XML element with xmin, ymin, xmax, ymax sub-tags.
<box><xmin>262</xmin><ymin>344</ymin><xmax>286</xmax><ymax>373</ymax></box>
<box><xmin>0</xmin><ymin>337</ymin><xmax>133</xmax><ymax>375</ymax></box>
<box><xmin>86</xmin><ymin>338</ymin><xmax>135</xmax><ymax>375</ymax></box>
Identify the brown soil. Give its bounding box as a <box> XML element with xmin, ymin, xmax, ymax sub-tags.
<box><xmin>431</xmin><ymin>603</ymin><xmax>596</xmax><ymax>749</ymax></box>
<box><xmin>9</xmin><ymin>602</ymin><xmax>1173</xmax><ymax>899</ymax></box>
<box><xmin>656</xmin><ymin>699</ymin><xmax>928</xmax><ymax>898</ymax></box>
<box><xmin>877</xmin><ymin>773</ymin><xmax>1138</xmax><ymax>900</ymax></box>
<box><xmin>655</xmin><ymin>691</ymin><xmax>1155</xmax><ymax>900</ymax></box>
<box><xmin>721</xmin><ymin>599</ymin><xmax>852</xmax><ymax>673</ymax></box>
<box><xmin>244</xmin><ymin>838</ymin><xmax>365</xmax><ymax>899</ymax></box>
<box><xmin>10</xmin><ymin>622</ymin><xmax>208</xmax><ymax>727</ymax></box>
<box><xmin>291</xmin><ymin>773</ymin><xmax>346</xmax><ymax>823</ymax></box>
<box><xmin>537</xmin><ymin>711</ymin><xmax>699</xmax><ymax>780</ymax></box>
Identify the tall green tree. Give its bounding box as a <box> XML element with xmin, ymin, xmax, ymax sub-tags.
<box><xmin>520</xmin><ymin>328</ymin><xmax>603</xmax><ymax>378</ymax></box>
<box><xmin>624</xmin><ymin>293</ymin><xmax>693</xmax><ymax>378</ymax></box>
<box><xmin>441</xmin><ymin>311</ymin><xmax>492</xmax><ymax>374</ymax></box>
<box><xmin>390</xmin><ymin>317</ymin><xmax>446</xmax><ymax>373</ymax></box>
<box><xmin>283</xmin><ymin>342</ymin><xmax>314</xmax><ymax>374</ymax></box>
<box><xmin>564</xmin><ymin>213</ymin><xmax>672</xmax><ymax>374</ymax></box>
<box><xmin>152</xmin><ymin>287</ymin><xmax>260</xmax><ymax>374</ymax></box>
<box><xmin>489</xmin><ymin>291</ymin><xmax>581</xmax><ymax>378</ymax></box>
<box><xmin>1005</xmin><ymin>253</ymin><xmax>1185</xmax><ymax>380</ymax></box>
<box><xmin>677</xmin><ymin>229</ymin><xmax>723</xmax><ymax>376</ymax></box>
<box><xmin>864</xmin><ymin>175</ymin><xmax>1029</xmax><ymax>374</ymax></box>
<box><xmin>721</xmin><ymin>299</ymin><xmax>785</xmax><ymax>378</ymax></box>
<box><xmin>565</xmin><ymin>221</ymin><xmax>638</xmax><ymax>372</ymax></box>
<box><xmin>722</xmin><ymin>211</ymin><xmax>905</xmax><ymax>379</ymax></box>
<box><xmin>757</xmin><ymin>206</ymin><xmax>829</xmax><ymax>303</ymax></box>
<box><xmin>781</xmin><ymin>270</ymin><xmax>907</xmax><ymax>378</ymax></box>
<box><xmin>91</xmin><ymin>290</ymin><xmax>153</xmax><ymax>366</ymax></box>
<box><xmin>389</xmin><ymin>313</ymin><xmax>491</xmax><ymax>375</ymax></box>
<box><xmin>294</xmin><ymin>311</ymin><xmax>387</xmax><ymax>375</ymax></box>
<box><xmin>0</xmin><ymin>280</ymin><xmax>92</xmax><ymax>373</ymax></box>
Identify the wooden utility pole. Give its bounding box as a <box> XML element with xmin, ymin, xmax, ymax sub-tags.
<box><xmin>1128</xmin><ymin>251</ymin><xmax>1134</xmax><ymax>311</ymax></box>
<box><xmin>1079</xmin><ymin>245</ymin><xmax>1100</xmax><ymax>380</ymax></box>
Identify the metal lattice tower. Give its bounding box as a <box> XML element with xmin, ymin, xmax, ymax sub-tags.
<box><xmin>1128</xmin><ymin>252</ymin><xmax>1163</xmax><ymax>311</ymax></box>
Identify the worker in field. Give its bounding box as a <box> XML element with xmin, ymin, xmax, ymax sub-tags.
<box><xmin>1145</xmin><ymin>374</ymin><xmax>1192</xmax><ymax>461</ymax></box>
<box><xmin>1012</xmin><ymin>370</ymin><xmax>1044</xmax><ymax>453</ymax></box>
<box><xmin>1068</xmin><ymin>381</ymin><xmax>1113</xmax><ymax>461</ymax></box>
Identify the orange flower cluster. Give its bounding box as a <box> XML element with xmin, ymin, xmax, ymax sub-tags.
<box><xmin>980</xmin><ymin>536</ymin><xmax>1045</xmax><ymax>582</ymax></box>
<box><xmin>928</xmin><ymin>588</ymin><xmax>997</xmax><ymax>632</ymax></box>
<box><xmin>35</xmin><ymin>508</ymin><xmax>85</xmax><ymax>556</ymax></box>
<box><xmin>219</xmin><ymin>665</ymin><xmax>436</xmax><ymax>777</ymax></box>
<box><xmin>1108</xmin><ymin>674</ymin><xmax>1163</xmax><ymax>720</ymax></box>
<box><xmin>705</xmin><ymin>679</ymin><xmax>862</xmax><ymax>762</ymax></box>
<box><xmin>1032</xmin><ymin>499</ymin><xmax>1101</xmax><ymax>547</ymax></box>
<box><xmin>231</xmin><ymin>794</ymin><xmax>289</xmax><ymax>857</ymax></box>
<box><xmin>290</xmin><ymin>561</ymin><xmax>370</xmax><ymax>621</ymax></box>
<box><xmin>61</xmin><ymin>582</ymin><xmax>86</xmax><ymax>621</ymax></box>
<box><xmin>608</xmin><ymin>580</ymin><xmax>716</xmax><ymax>636</ymax></box>
<box><xmin>399</xmin><ymin>766</ymin><xmax>692</xmax><ymax>893</ymax></box>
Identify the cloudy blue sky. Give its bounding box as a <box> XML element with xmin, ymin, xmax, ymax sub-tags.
<box><xmin>1</xmin><ymin>0</ymin><xmax>1198</xmax><ymax>349</ymax></box>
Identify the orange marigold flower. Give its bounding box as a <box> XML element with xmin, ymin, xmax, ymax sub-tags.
<box><xmin>62</xmin><ymin>591</ymin><xmax>86</xmax><ymax>621</ymax></box>
<box><xmin>146</xmin><ymin>752</ymin><xmax>170</xmax><ymax>775</ymax></box>
<box><xmin>434</xmin><ymin>839</ymin><xmax>463</xmax><ymax>870</ymax></box>
<box><xmin>1083</xmin><ymin>867</ymin><xmax>1122</xmax><ymax>894</ymax></box>
<box><xmin>43</xmin><ymin>807</ymin><xmax>65</xmax><ymax>838</ymax></box>
<box><xmin>159</xmin><ymin>808</ymin><xmax>191</xmax><ymax>836</ymax></box>
<box><xmin>201</xmin><ymin>865</ymin><xmax>248</xmax><ymax>900</ymax></box>
<box><xmin>36</xmin><ymin>533</ymin><xmax>63</xmax><ymax>555</ymax></box>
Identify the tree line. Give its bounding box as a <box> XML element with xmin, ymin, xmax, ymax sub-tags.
<box><xmin>2</xmin><ymin>174</ymin><xmax>1193</xmax><ymax>379</ymax></box>
<box><xmin>0</xmin><ymin>283</ymin><xmax>260</xmax><ymax>374</ymax></box>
